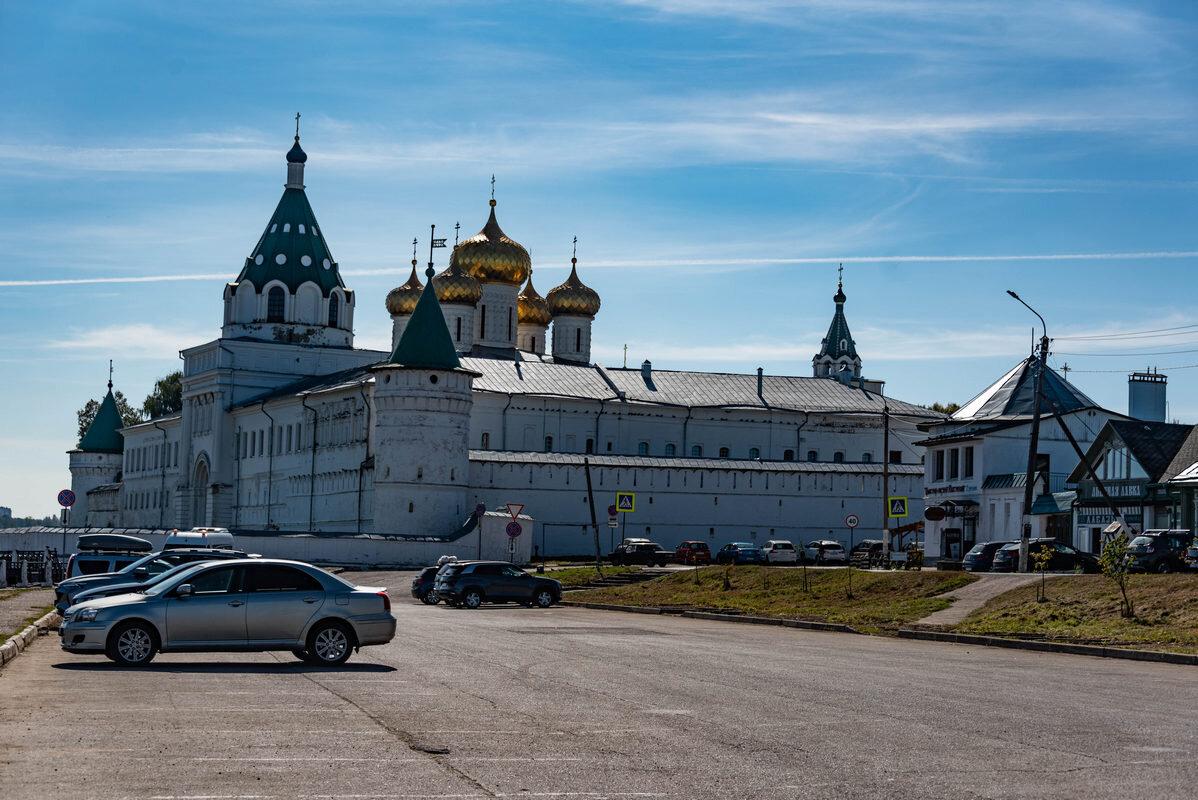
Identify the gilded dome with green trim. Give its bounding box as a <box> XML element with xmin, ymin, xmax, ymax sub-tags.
<box><xmin>454</xmin><ymin>200</ymin><xmax>531</xmax><ymax>286</ymax></box>
<box><xmin>434</xmin><ymin>248</ymin><xmax>483</xmax><ymax>305</ymax></box>
<box><xmin>517</xmin><ymin>277</ymin><xmax>552</xmax><ymax>326</ymax></box>
<box><xmin>546</xmin><ymin>259</ymin><xmax>601</xmax><ymax>318</ymax></box>
<box><xmin>385</xmin><ymin>264</ymin><xmax>424</xmax><ymax>316</ymax></box>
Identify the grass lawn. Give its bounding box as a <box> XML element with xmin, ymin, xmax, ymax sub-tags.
<box><xmin>955</xmin><ymin>574</ymin><xmax>1198</xmax><ymax>654</ymax></box>
<box><xmin>570</xmin><ymin>566</ymin><xmax>976</xmax><ymax>634</ymax></box>
<box><xmin>544</xmin><ymin>565</ymin><xmax>637</xmax><ymax>588</ymax></box>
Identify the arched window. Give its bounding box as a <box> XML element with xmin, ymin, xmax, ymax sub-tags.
<box><xmin>665</xmin><ymin>443</ymin><xmax>676</xmax><ymax>457</ymax></box>
<box><xmin>637</xmin><ymin>441</ymin><xmax>649</xmax><ymax>456</ymax></box>
<box><xmin>719</xmin><ymin>447</ymin><xmax>730</xmax><ymax>458</ymax></box>
<box><xmin>749</xmin><ymin>447</ymin><xmax>760</xmax><ymax>459</ymax></box>
<box><xmin>480</xmin><ymin>305</ymin><xmax>487</xmax><ymax>338</ymax></box>
<box><xmin>862</xmin><ymin>452</ymin><xmax>872</xmax><ymax>462</ymax></box>
<box><xmin>691</xmin><ymin>445</ymin><xmax>703</xmax><ymax>457</ymax></box>
<box><xmin>481</xmin><ymin>432</ymin><xmax>490</xmax><ymax>449</ymax></box>
<box><xmin>807</xmin><ymin>450</ymin><xmax>818</xmax><ymax>462</ymax></box>
<box><xmin>327</xmin><ymin>294</ymin><xmax>339</xmax><ymax>327</ymax></box>
<box><xmin>544</xmin><ymin>436</ymin><xmax>553</xmax><ymax>452</ymax></box>
<box><xmin>575</xmin><ymin>328</ymin><xmax>581</xmax><ymax>351</ymax></box>
<box><xmin>585</xmin><ymin>438</ymin><xmax>594</xmax><ymax>454</ymax></box>
<box><xmin>833</xmin><ymin>451</ymin><xmax>844</xmax><ymax>463</ymax></box>
<box><xmin>783</xmin><ymin>449</ymin><xmax>794</xmax><ymax>461</ymax></box>
<box><xmin>455</xmin><ymin>317</ymin><xmax>462</xmax><ymax>342</ymax></box>
<box><xmin>267</xmin><ymin>287</ymin><xmax>285</xmax><ymax>322</ymax></box>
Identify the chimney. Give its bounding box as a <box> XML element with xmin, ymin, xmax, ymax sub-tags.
<box><xmin>641</xmin><ymin>360</ymin><xmax>652</xmax><ymax>381</ymax></box>
<box><xmin>1129</xmin><ymin>369</ymin><xmax>1167</xmax><ymax>422</ymax></box>
<box><xmin>757</xmin><ymin>367</ymin><xmax>763</xmax><ymax>397</ymax></box>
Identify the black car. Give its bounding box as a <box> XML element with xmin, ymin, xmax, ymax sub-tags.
<box><xmin>1127</xmin><ymin>530</ymin><xmax>1193</xmax><ymax>573</ymax></box>
<box><xmin>411</xmin><ymin>566</ymin><xmax>441</xmax><ymax>604</ymax></box>
<box><xmin>435</xmin><ymin>561</ymin><xmax>562</xmax><ymax>609</ymax></box>
<box><xmin>991</xmin><ymin>539</ymin><xmax>1099</xmax><ymax>573</ymax></box>
<box><xmin>962</xmin><ymin>541</ymin><xmax>1015</xmax><ymax>572</ymax></box>
<box><xmin>849</xmin><ymin>539</ymin><xmax>883</xmax><ymax>567</ymax></box>
<box><xmin>608</xmin><ymin>541</ymin><xmax>673</xmax><ymax>567</ymax></box>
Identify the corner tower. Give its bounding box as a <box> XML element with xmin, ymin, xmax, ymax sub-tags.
<box><xmin>68</xmin><ymin>375</ymin><xmax>126</xmax><ymax>527</ymax></box>
<box><xmin>222</xmin><ymin>130</ymin><xmax>355</xmax><ymax>347</ymax></box>
<box><xmin>372</xmin><ymin>258</ymin><xmax>481</xmax><ymax>536</ymax></box>
<box><xmin>813</xmin><ymin>270</ymin><xmax>861</xmax><ymax>380</ymax></box>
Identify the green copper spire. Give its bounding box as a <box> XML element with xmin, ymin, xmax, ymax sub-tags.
<box><xmin>389</xmin><ymin>265</ymin><xmax>462</xmax><ymax>370</ymax></box>
<box><xmin>817</xmin><ymin>271</ymin><xmax>858</xmax><ymax>361</ymax></box>
<box><xmin>78</xmin><ymin>387</ymin><xmax>125</xmax><ymax>453</ymax></box>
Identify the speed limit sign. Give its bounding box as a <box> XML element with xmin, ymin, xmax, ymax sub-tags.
<box><xmin>845</xmin><ymin>514</ymin><xmax>859</xmax><ymax>528</ymax></box>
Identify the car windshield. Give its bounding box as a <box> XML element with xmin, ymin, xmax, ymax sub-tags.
<box><xmin>142</xmin><ymin>561</ymin><xmax>219</xmax><ymax>596</ymax></box>
<box><xmin>1129</xmin><ymin>537</ymin><xmax>1153</xmax><ymax>546</ymax></box>
<box><xmin>966</xmin><ymin>544</ymin><xmax>986</xmax><ymax>555</ymax></box>
<box><xmin>773</xmin><ymin>543</ymin><xmax>793</xmax><ymax>549</ymax></box>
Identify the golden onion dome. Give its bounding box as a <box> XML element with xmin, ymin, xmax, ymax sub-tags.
<box><xmin>546</xmin><ymin>258</ymin><xmax>601</xmax><ymax>317</ymax></box>
<box><xmin>454</xmin><ymin>199</ymin><xmax>531</xmax><ymax>286</ymax></box>
<box><xmin>385</xmin><ymin>262</ymin><xmax>423</xmax><ymax>316</ymax></box>
<box><xmin>517</xmin><ymin>277</ymin><xmax>552</xmax><ymax>326</ymax></box>
<box><xmin>433</xmin><ymin>247</ymin><xmax>483</xmax><ymax>305</ymax></box>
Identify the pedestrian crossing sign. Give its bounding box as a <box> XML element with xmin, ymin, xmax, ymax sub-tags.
<box><xmin>888</xmin><ymin>497</ymin><xmax>908</xmax><ymax>518</ymax></box>
<box><xmin>616</xmin><ymin>492</ymin><xmax>635</xmax><ymax>513</ymax></box>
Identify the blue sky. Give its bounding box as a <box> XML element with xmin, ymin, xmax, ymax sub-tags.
<box><xmin>2</xmin><ymin>1</ymin><xmax>1196</xmax><ymax>516</ymax></box>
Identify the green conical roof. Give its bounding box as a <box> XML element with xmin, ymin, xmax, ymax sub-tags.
<box><xmin>389</xmin><ymin>266</ymin><xmax>462</xmax><ymax>370</ymax></box>
<box><xmin>233</xmin><ymin>144</ymin><xmax>345</xmax><ymax>296</ymax></box>
<box><xmin>817</xmin><ymin>281</ymin><xmax>858</xmax><ymax>360</ymax></box>
<box><xmin>78</xmin><ymin>389</ymin><xmax>125</xmax><ymax>453</ymax></box>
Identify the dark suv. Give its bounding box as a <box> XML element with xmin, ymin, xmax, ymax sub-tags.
<box><xmin>609</xmin><ymin>541</ymin><xmax>672</xmax><ymax>567</ymax></box>
<box><xmin>1127</xmin><ymin>530</ymin><xmax>1193</xmax><ymax>573</ymax></box>
<box><xmin>435</xmin><ymin>561</ymin><xmax>562</xmax><ymax>609</ymax></box>
<box><xmin>962</xmin><ymin>541</ymin><xmax>1015</xmax><ymax>572</ymax></box>
<box><xmin>991</xmin><ymin>539</ymin><xmax>1099</xmax><ymax>573</ymax></box>
<box><xmin>410</xmin><ymin>566</ymin><xmax>441</xmax><ymax>604</ymax></box>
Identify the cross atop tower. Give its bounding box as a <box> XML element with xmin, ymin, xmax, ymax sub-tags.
<box><xmin>294</xmin><ymin>112</ymin><xmax>301</xmax><ymax>141</ymax></box>
<box><xmin>108</xmin><ymin>359</ymin><xmax>113</xmax><ymax>391</ymax></box>
<box><xmin>838</xmin><ymin>262</ymin><xmax>843</xmax><ymax>288</ymax></box>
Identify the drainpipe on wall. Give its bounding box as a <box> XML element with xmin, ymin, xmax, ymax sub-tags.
<box><xmin>260</xmin><ymin>401</ymin><xmax>275</xmax><ymax>529</ymax></box>
<box><xmin>595</xmin><ymin>398</ymin><xmax>608</xmax><ymax>454</ymax></box>
<box><xmin>357</xmin><ymin>383</ymin><xmax>372</xmax><ymax>535</ymax></box>
<box><xmin>681</xmin><ymin>406</ymin><xmax>693</xmax><ymax>457</ymax></box>
<box><xmin>152</xmin><ymin>419</ymin><xmax>169</xmax><ymax>529</ymax></box>
<box><xmin>796</xmin><ymin>411</ymin><xmax>809</xmax><ymax>463</ymax></box>
<box><xmin>301</xmin><ymin>393</ymin><xmax>318</xmax><ymax>531</ymax></box>
<box><xmin>501</xmin><ymin>393</ymin><xmax>514</xmax><ymax>451</ymax></box>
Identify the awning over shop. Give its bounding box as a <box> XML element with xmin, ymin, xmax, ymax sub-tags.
<box><xmin>1030</xmin><ymin>491</ymin><xmax>1076</xmax><ymax>515</ymax></box>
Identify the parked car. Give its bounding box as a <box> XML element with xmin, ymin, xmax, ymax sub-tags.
<box><xmin>56</xmin><ymin>548</ymin><xmax>250</xmax><ymax>613</ymax></box>
<box><xmin>675</xmin><ymin>541</ymin><xmax>711</xmax><ymax>565</ymax></box>
<box><xmin>715</xmin><ymin>542</ymin><xmax>765</xmax><ymax>565</ymax></box>
<box><xmin>65</xmin><ymin>534</ymin><xmax>153</xmax><ymax>579</ymax></box>
<box><xmin>803</xmin><ymin>540</ymin><xmax>847</xmax><ymax>564</ymax></box>
<box><xmin>434</xmin><ymin>561</ymin><xmax>562</xmax><ymax>609</ymax></box>
<box><xmin>69</xmin><ymin>560</ymin><xmax>224</xmax><ymax>608</ymax></box>
<box><xmin>609</xmin><ymin>540</ymin><xmax>672</xmax><ymax>567</ymax></box>
<box><xmin>411</xmin><ymin>565</ymin><xmax>441</xmax><ymax>604</ymax></box>
<box><xmin>1186</xmin><ymin>544</ymin><xmax>1198</xmax><ymax>571</ymax></box>
<box><xmin>849</xmin><ymin>539</ymin><xmax>883</xmax><ymax>567</ymax></box>
<box><xmin>991</xmin><ymin>539</ymin><xmax>1100</xmax><ymax>573</ymax></box>
<box><xmin>60</xmin><ymin>559</ymin><xmax>396</xmax><ymax>666</ymax></box>
<box><xmin>1127</xmin><ymin>530</ymin><xmax>1193</xmax><ymax>573</ymax></box>
<box><xmin>962</xmin><ymin>541</ymin><xmax>1015</xmax><ymax>573</ymax></box>
<box><xmin>163</xmin><ymin>528</ymin><xmax>236</xmax><ymax>551</ymax></box>
<box><xmin>760</xmin><ymin>540</ymin><xmax>798</xmax><ymax>564</ymax></box>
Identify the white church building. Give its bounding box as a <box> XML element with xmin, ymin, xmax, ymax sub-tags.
<box><xmin>68</xmin><ymin>134</ymin><xmax>943</xmax><ymax>560</ymax></box>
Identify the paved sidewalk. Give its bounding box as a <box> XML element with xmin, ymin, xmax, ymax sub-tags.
<box><xmin>0</xmin><ymin>587</ymin><xmax>55</xmax><ymax>638</ymax></box>
<box><xmin>914</xmin><ymin>572</ymin><xmax>1039</xmax><ymax>626</ymax></box>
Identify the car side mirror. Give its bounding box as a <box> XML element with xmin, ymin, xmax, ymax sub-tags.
<box><xmin>175</xmin><ymin>584</ymin><xmax>193</xmax><ymax>598</ymax></box>
<box><xmin>133</xmin><ymin>567</ymin><xmax>148</xmax><ymax>577</ymax></box>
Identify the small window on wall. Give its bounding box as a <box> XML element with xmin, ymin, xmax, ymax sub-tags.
<box><xmin>862</xmin><ymin>453</ymin><xmax>872</xmax><ymax>463</ymax></box>
<box><xmin>585</xmin><ymin>438</ymin><xmax>594</xmax><ymax>454</ymax></box>
<box><xmin>637</xmin><ymin>441</ymin><xmax>649</xmax><ymax>455</ymax></box>
<box><xmin>692</xmin><ymin>445</ymin><xmax>703</xmax><ymax>457</ymax></box>
<box><xmin>783</xmin><ymin>450</ymin><xmax>794</xmax><ymax>461</ymax></box>
<box><xmin>749</xmin><ymin>447</ymin><xmax>760</xmax><ymax>459</ymax></box>
<box><xmin>328</xmin><ymin>294</ymin><xmax>339</xmax><ymax>327</ymax></box>
<box><xmin>545</xmin><ymin>436</ymin><xmax>553</xmax><ymax>452</ymax></box>
<box><xmin>481</xmin><ymin>432</ymin><xmax>490</xmax><ymax>449</ymax></box>
<box><xmin>455</xmin><ymin>317</ymin><xmax>462</xmax><ymax>343</ymax></box>
<box><xmin>833</xmin><ymin>451</ymin><xmax>844</xmax><ymax>463</ymax></box>
<box><xmin>665</xmin><ymin>443</ymin><xmax>676</xmax><ymax>457</ymax></box>
<box><xmin>807</xmin><ymin>450</ymin><xmax>818</xmax><ymax>462</ymax></box>
<box><xmin>949</xmin><ymin>448</ymin><xmax>960</xmax><ymax>479</ymax></box>
<box><xmin>267</xmin><ymin>287</ymin><xmax>285</xmax><ymax>322</ymax></box>
<box><xmin>891</xmin><ymin>451</ymin><xmax>903</xmax><ymax>465</ymax></box>
<box><xmin>934</xmin><ymin>450</ymin><xmax>945</xmax><ymax>480</ymax></box>
<box><xmin>606</xmin><ymin>441</ymin><xmax>613</xmax><ymax>452</ymax></box>
<box><xmin>964</xmin><ymin>446</ymin><xmax>974</xmax><ymax>478</ymax></box>
<box><xmin>719</xmin><ymin>447</ymin><xmax>730</xmax><ymax>458</ymax></box>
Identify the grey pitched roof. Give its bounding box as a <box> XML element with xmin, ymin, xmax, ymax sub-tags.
<box><xmin>953</xmin><ymin>357</ymin><xmax>1100</xmax><ymax>421</ymax></box>
<box><xmin>1068</xmin><ymin>420</ymin><xmax>1198</xmax><ymax>484</ymax></box>
<box><xmin>469</xmin><ymin>450</ymin><xmax>924</xmax><ymax>475</ymax></box>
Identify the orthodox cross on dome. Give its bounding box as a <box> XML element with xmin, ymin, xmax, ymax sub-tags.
<box><xmin>108</xmin><ymin>359</ymin><xmax>113</xmax><ymax>390</ymax></box>
<box><xmin>454</xmin><ymin>222</ymin><xmax>460</xmax><ymax>246</ymax></box>
<box><xmin>572</xmin><ymin>236</ymin><xmax>578</xmax><ymax>261</ymax></box>
<box><xmin>411</xmin><ymin>237</ymin><xmax>418</xmax><ymax>263</ymax></box>
<box><xmin>491</xmin><ymin>174</ymin><xmax>496</xmax><ymax>201</ymax></box>
<box><xmin>294</xmin><ymin>112</ymin><xmax>301</xmax><ymax>141</ymax></box>
<box><xmin>838</xmin><ymin>262</ymin><xmax>843</xmax><ymax>288</ymax></box>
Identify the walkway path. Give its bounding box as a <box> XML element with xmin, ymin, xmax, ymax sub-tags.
<box><xmin>0</xmin><ymin>587</ymin><xmax>54</xmax><ymax>638</ymax></box>
<box><xmin>914</xmin><ymin>572</ymin><xmax>1039</xmax><ymax>626</ymax></box>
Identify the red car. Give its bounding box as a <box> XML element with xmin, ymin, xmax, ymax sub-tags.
<box><xmin>675</xmin><ymin>541</ymin><xmax>711</xmax><ymax>565</ymax></box>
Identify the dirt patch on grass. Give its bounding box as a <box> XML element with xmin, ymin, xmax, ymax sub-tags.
<box><xmin>955</xmin><ymin>574</ymin><xmax>1198</xmax><ymax>653</ymax></box>
<box><xmin>571</xmin><ymin>566</ymin><xmax>976</xmax><ymax>634</ymax></box>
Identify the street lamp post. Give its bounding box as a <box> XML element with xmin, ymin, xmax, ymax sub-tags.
<box><xmin>1007</xmin><ymin>290</ymin><xmax>1050</xmax><ymax>574</ymax></box>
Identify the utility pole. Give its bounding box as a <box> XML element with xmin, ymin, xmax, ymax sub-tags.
<box><xmin>1008</xmin><ymin>291</ymin><xmax>1049</xmax><ymax>573</ymax></box>
<box><xmin>584</xmin><ymin>458</ymin><xmax>602</xmax><ymax>571</ymax></box>
<box><xmin>882</xmin><ymin>397</ymin><xmax>890</xmax><ymax>560</ymax></box>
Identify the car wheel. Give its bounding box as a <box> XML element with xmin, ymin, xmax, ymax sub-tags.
<box><xmin>534</xmin><ymin>589</ymin><xmax>556</xmax><ymax>608</ymax></box>
<box><xmin>421</xmin><ymin>588</ymin><xmax>440</xmax><ymax>605</ymax></box>
<box><xmin>1156</xmin><ymin>561</ymin><xmax>1172</xmax><ymax>574</ymax></box>
<box><xmin>291</xmin><ymin>648</ymin><xmax>309</xmax><ymax>661</ymax></box>
<box><xmin>463</xmin><ymin>589</ymin><xmax>484</xmax><ymax>609</ymax></box>
<box><xmin>106</xmin><ymin>621</ymin><xmax>158</xmax><ymax>666</ymax></box>
<box><xmin>307</xmin><ymin>621</ymin><xmax>354</xmax><ymax>665</ymax></box>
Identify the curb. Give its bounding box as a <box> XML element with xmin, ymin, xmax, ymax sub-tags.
<box><xmin>560</xmin><ymin>601</ymin><xmax>1194</xmax><ymax>665</ymax></box>
<box><xmin>897</xmin><ymin>628</ymin><xmax>1198</xmax><ymax>666</ymax></box>
<box><xmin>0</xmin><ymin>611</ymin><xmax>61</xmax><ymax>669</ymax></box>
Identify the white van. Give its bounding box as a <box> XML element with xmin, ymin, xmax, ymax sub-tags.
<box><xmin>163</xmin><ymin>528</ymin><xmax>236</xmax><ymax>551</ymax></box>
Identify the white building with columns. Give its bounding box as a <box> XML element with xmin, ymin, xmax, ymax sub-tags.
<box><xmin>69</xmin><ymin>135</ymin><xmax>943</xmax><ymax>560</ymax></box>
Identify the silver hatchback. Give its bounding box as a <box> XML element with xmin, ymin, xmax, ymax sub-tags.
<box><xmin>60</xmin><ymin>559</ymin><xmax>396</xmax><ymax>666</ymax></box>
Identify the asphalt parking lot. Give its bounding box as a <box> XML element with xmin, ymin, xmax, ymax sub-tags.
<box><xmin>2</xmin><ymin>568</ymin><xmax>1197</xmax><ymax>799</ymax></box>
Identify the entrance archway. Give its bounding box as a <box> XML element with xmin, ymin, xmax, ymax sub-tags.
<box><xmin>193</xmin><ymin>459</ymin><xmax>209</xmax><ymax>526</ymax></box>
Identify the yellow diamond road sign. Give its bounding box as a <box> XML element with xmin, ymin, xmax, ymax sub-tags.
<box><xmin>616</xmin><ymin>492</ymin><xmax>635</xmax><ymax>512</ymax></box>
<box><xmin>888</xmin><ymin>497</ymin><xmax>908</xmax><ymax>518</ymax></box>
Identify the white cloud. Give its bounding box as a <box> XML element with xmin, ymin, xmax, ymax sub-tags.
<box><xmin>46</xmin><ymin>324</ymin><xmax>215</xmax><ymax>360</ymax></box>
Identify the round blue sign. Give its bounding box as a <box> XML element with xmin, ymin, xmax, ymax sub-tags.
<box><xmin>607</xmin><ymin>504</ymin><xmax>617</xmax><ymax>517</ymax></box>
<box><xmin>506</xmin><ymin>521</ymin><xmax>522</xmax><ymax>538</ymax></box>
<box><xmin>58</xmin><ymin>489</ymin><xmax>76</xmax><ymax>507</ymax></box>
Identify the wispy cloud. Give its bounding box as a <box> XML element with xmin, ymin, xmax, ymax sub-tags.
<box><xmin>46</xmin><ymin>324</ymin><xmax>215</xmax><ymax>360</ymax></box>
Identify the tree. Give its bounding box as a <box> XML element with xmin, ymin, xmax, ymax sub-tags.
<box><xmin>143</xmin><ymin>371</ymin><xmax>183</xmax><ymax>419</ymax></box>
<box><xmin>928</xmin><ymin>402</ymin><xmax>961</xmax><ymax>415</ymax></box>
<box><xmin>76</xmin><ymin>391</ymin><xmax>144</xmax><ymax>440</ymax></box>
<box><xmin>1099</xmin><ymin>530</ymin><xmax>1135</xmax><ymax>618</ymax></box>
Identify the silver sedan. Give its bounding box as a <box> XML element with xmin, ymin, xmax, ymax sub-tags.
<box><xmin>60</xmin><ymin>559</ymin><xmax>396</xmax><ymax>666</ymax></box>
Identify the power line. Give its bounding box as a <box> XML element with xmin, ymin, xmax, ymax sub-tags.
<box><xmin>1055</xmin><ymin>347</ymin><xmax>1198</xmax><ymax>357</ymax></box>
<box><xmin>1055</xmin><ymin>323</ymin><xmax>1198</xmax><ymax>341</ymax></box>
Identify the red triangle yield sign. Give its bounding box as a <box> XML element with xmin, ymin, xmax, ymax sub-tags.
<box><xmin>506</xmin><ymin>503</ymin><xmax>524</xmax><ymax>520</ymax></box>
